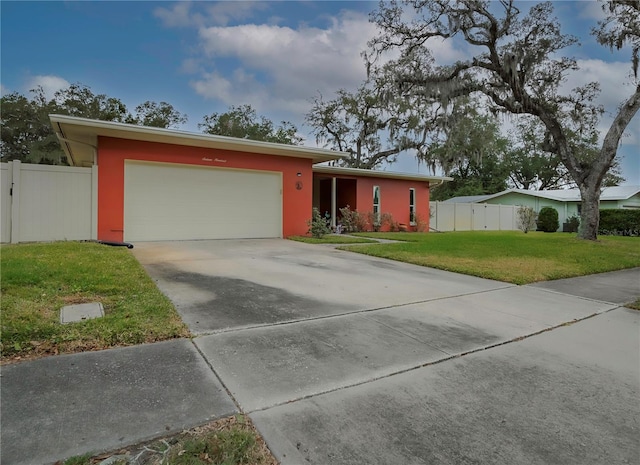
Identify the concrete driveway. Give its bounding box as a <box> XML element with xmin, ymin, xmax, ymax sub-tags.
<box><xmin>133</xmin><ymin>240</ymin><xmax>639</xmax><ymax>464</ymax></box>
<box><xmin>132</xmin><ymin>239</ymin><xmax>516</xmax><ymax>334</ymax></box>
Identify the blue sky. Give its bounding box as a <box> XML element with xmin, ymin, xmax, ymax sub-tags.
<box><xmin>1</xmin><ymin>1</ymin><xmax>638</xmax><ymax>185</ymax></box>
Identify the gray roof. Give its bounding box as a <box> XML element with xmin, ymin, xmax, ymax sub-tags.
<box><xmin>442</xmin><ymin>194</ymin><xmax>493</xmax><ymax>203</ymax></box>
<box><xmin>444</xmin><ymin>186</ymin><xmax>640</xmax><ymax>203</ymax></box>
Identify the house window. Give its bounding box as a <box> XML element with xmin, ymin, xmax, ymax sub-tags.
<box><xmin>409</xmin><ymin>188</ymin><xmax>416</xmax><ymax>225</ymax></box>
<box><xmin>373</xmin><ymin>185</ymin><xmax>380</xmax><ymax>219</ymax></box>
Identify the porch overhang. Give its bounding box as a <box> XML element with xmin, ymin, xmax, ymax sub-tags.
<box><xmin>312</xmin><ymin>165</ymin><xmax>453</xmax><ymax>183</ymax></box>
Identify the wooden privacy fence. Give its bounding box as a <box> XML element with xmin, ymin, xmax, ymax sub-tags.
<box><xmin>1</xmin><ymin>161</ymin><xmax>96</xmax><ymax>243</ymax></box>
<box><xmin>429</xmin><ymin>201</ymin><xmax>519</xmax><ymax>232</ymax></box>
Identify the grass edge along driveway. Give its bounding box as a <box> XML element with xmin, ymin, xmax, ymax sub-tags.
<box><xmin>1</xmin><ymin>241</ymin><xmax>189</xmax><ymax>362</ymax></box>
<box><xmin>342</xmin><ymin>231</ymin><xmax>640</xmax><ymax>285</ymax></box>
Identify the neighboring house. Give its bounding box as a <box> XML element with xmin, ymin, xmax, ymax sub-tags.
<box><xmin>445</xmin><ymin>186</ymin><xmax>640</xmax><ymax>230</ymax></box>
<box><xmin>5</xmin><ymin>114</ymin><xmax>448</xmax><ymax>244</ymax></box>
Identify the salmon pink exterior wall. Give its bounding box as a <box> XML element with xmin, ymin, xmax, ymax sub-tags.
<box><xmin>354</xmin><ymin>177</ymin><xmax>430</xmax><ymax>230</ymax></box>
<box><xmin>97</xmin><ymin>136</ymin><xmax>313</xmax><ymax>241</ymax></box>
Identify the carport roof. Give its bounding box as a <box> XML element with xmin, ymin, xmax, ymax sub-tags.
<box><xmin>50</xmin><ymin>114</ymin><xmax>348</xmax><ymax>167</ymax></box>
<box><xmin>313</xmin><ymin>165</ymin><xmax>452</xmax><ymax>183</ymax></box>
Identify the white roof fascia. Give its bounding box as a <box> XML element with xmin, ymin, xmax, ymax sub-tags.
<box><xmin>312</xmin><ymin>165</ymin><xmax>452</xmax><ymax>183</ymax></box>
<box><xmin>50</xmin><ymin>114</ymin><xmax>348</xmax><ymax>166</ymax></box>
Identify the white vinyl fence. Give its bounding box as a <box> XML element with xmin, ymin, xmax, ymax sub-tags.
<box><xmin>0</xmin><ymin>161</ymin><xmax>97</xmax><ymax>243</ymax></box>
<box><xmin>429</xmin><ymin>201</ymin><xmax>519</xmax><ymax>232</ymax></box>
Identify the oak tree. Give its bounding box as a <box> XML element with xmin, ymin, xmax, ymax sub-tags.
<box><xmin>1</xmin><ymin>87</ymin><xmax>65</xmax><ymax>164</ymax></box>
<box><xmin>128</xmin><ymin>101</ymin><xmax>188</xmax><ymax>129</ymax></box>
<box><xmin>1</xmin><ymin>83</ymin><xmax>188</xmax><ymax>164</ymax></box>
<box><xmin>199</xmin><ymin>105</ymin><xmax>302</xmax><ymax>145</ymax></box>
<box><xmin>307</xmin><ymin>49</ymin><xmax>443</xmax><ymax>169</ymax></box>
<box><xmin>370</xmin><ymin>0</ymin><xmax>640</xmax><ymax>239</ymax></box>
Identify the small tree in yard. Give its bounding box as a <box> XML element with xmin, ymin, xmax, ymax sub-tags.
<box><xmin>517</xmin><ymin>206</ymin><xmax>536</xmax><ymax>233</ymax></box>
<box><xmin>307</xmin><ymin>208</ymin><xmax>331</xmax><ymax>239</ymax></box>
<box><xmin>537</xmin><ymin>207</ymin><xmax>560</xmax><ymax>233</ymax></box>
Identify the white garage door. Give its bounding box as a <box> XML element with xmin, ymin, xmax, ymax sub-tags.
<box><xmin>124</xmin><ymin>161</ymin><xmax>282</xmax><ymax>241</ymax></box>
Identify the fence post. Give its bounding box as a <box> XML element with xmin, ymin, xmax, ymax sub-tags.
<box><xmin>91</xmin><ymin>165</ymin><xmax>98</xmax><ymax>240</ymax></box>
<box><xmin>10</xmin><ymin>160</ymin><xmax>21</xmax><ymax>243</ymax></box>
<box><xmin>432</xmin><ymin>201</ymin><xmax>437</xmax><ymax>230</ymax></box>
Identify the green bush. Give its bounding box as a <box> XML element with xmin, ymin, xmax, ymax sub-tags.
<box><xmin>365</xmin><ymin>211</ymin><xmax>393</xmax><ymax>232</ymax></box>
<box><xmin>599</xmin><ymin>209</ymin><xmax>640</xmax><ymax>236</ymax></box>
<box><xmin>563</xmin><ymin>215</ymin><xmax>580</xmax><ymax>233</ymax></box>
<box><xmin>307</xmin><ymin>207</ymin><xmax>331</xmax><ymax>238</ymax></box>
<box><xmin>339</xmin><ymin>205</ymin><xmax>366</xmax><ymax>233</ymax></box>
<box><xmin>536</xmin><ymin>207</ymin><xmax>559</xmax><ymax>232</ymax></box>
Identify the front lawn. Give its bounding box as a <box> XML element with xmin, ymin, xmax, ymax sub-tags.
<box><xmin>288</xmin><ymin>235</ymin><xmax>377</xmax><ymax>244</ymax></box>
<box><xmin>343</xmin><ymin>231</ymin><xmax>640</xmax><ymax>285</ymax></box>
<box><xmin>1</xmin><ymin>242</ymin><xmax>189</xmax><ymax>362</ymax></box>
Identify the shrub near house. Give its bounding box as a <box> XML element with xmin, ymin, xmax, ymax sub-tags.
<box><xmin>537</xmin><ymin>207</ymin><xmax>559</xmax><ymax>232</ymax></box>
<box><xmin>307</xmin><ymin>207</ymin><xmax>331</xmax><ymax>238</ymax></box>
<box><xmin>599</xmin><ymin>210</ymin><xmax>640</xmax><ymax>236</ymax></box>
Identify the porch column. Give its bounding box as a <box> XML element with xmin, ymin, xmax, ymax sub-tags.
<box><xmin>331</xmin><ymin>177</ymin><xmax>337</xmax><ymax>229</ymax></box>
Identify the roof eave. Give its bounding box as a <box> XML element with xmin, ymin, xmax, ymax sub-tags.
<box><xmin>49</xmin><ymin>114</ymin><xmax>348</xmax><ymax>166</ymax></box>
<box><xmin>312</xmin><ymin>165</ymin><xmax>453</xmax><ymax>183</ymax></box>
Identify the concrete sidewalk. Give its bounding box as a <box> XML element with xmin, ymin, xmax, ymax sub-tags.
<box><xmin>0</xmin><ymin>339</ymin><xmax>237</xmax><ymax>465</ymax></box>
<box><xmin>252</xmin><ymin>306</ymin><xmax>639</xmax><ymax>464</ymax></box>
<box><xmin>194</xmin><ymin>285</ymin><xmax>615</xmax><ymax>413</ymax></box>
<box><xmin>530</xmin><ymin>267</ymin><xmax>640</xmax><ymax>305</ymax></box>
<box><xmin>1</xmin><ymin>262</ymin><xmax>638</xmax><ymax>464</ymax></box>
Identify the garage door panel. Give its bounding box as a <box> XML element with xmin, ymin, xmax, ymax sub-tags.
<box><xmin>124</xmin><ymin>161</ymin><xmax>282</xmax><ymax>241</ymax></box>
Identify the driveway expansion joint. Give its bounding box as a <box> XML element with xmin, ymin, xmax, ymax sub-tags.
<box><xmin>243</xmin><ymin>310</ymin><xmax>609</xmax><ymax>415</ymax></box>
<box><xmin>191</xmin><ymin>284</ymin><xmax>517</xmax><ymax>338</ymax></box>
<box><xmin>189</xmin><ymin>338</ymin><xmax>246</xmax><ymax>415</ymax></box>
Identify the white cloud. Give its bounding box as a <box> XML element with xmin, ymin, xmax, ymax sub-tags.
<box><xmin>204</xmin><ymin>1</ymin><xmax>269</xmax><ymax>27</ymax></box>
<box><xmin>191</xmin><ymin>11</ymin><xmax>378</xmax><ymax>119</ymax></box>
<box><xmin>191</xmin><ymin>71</ymin><xmax>233</xmax><ymax>101</ymax></box>
<box><xmin>154</xmin><ymin>1</ymin><xmax>268</xmax><ymax>28</ymax></box>
<box><xmin>154</xmin><ymin>2</ymin><xmax>203</xmax><ymax>28</ymax></box>
<box><xmin>185</xmin><ymin>5</ymin><xmax>474</xmax><ymax>122</ymax></box>
<box><xmin>564</xmin><ymin>58</ymin><xmax>639</xmax><ymax>147</ymax></box>
<box><xmin>568</xmin><ymin>59</ymin><xmax>635</xmax><ymax>109</ymax></box>
<box><xmin>191</xmin><ymin>69</ymin><xmax>268</xmax><ymax>109</ymax></box>
<box><xmin>578</xmin><ymin>1</ymin><xmax>607</xmax><ymax>21</ymax></box>
<box><xmin>24</xmin><ymin>75</ymin><xmax>70</xmax><ymax>99</ymax></box>
<box><xmin>0</xmin><ymin>83</ymin><xmax>8</xmax><ymax>96</ymax></box>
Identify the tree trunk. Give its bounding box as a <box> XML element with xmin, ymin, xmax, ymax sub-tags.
<box><xmin>578</xmin><ymin>183</ymin><xmax>601</xmax><ymax>240</ymax></box>
<box><xmin>574</xmin><ymin>85</ymin><xmax>640</xmax><ymax>240</ymax></box>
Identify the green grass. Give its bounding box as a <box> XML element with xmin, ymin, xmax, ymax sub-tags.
<box><xmin>1</xmin><ymin>241</ymin><xmax>189</xmax><ymax>361</ymax></box>
<box><xmin>168</xmin><ymin>429</ymin><xmax>256</xmax><ymax>464</ymax></box>
<box><xmin>342</xmin><ymin>231</ymin><xmax>640</xmax><ymax>285</ymax></box>
<box><xmin>62</xmin><ymin>454</ymin><xmax>95</xmax><ymax>465</ymax></box>
<box><xmin>62</xmin><ymin>415</ymin><xmax>276</xmax><ymax>465</ymax></box>
<box><xmin>627</xmin><ymin>299</ymin><xmax>640</xmax><ymax>310</ymax></box>
<box><xmin>288</xmin><ymin>235</ymin><xmax>377</xmax><ymax>244</ymax></box>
